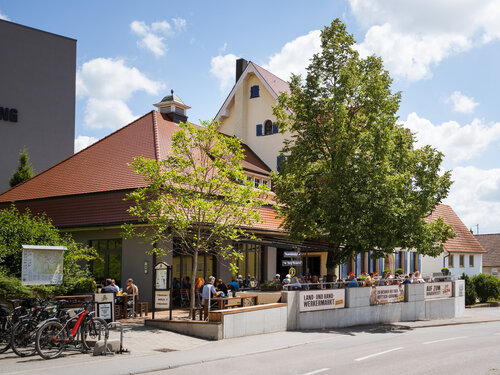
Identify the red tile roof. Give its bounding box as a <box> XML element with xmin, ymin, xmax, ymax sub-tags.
<box><xmin>251</xmin><ymin>62</ymin><xmax>291</xmax><ymax>97</ymax></box>
<box><xmin>474</xmin><ymin>234</ymin><xmax>500</xmax><ymax>266</ymax></box>
<box><xmin>426</xmin><ymin>204</ymin><xmax>486</xmax><ymax>254</ymax></box>
<box><xmin>0</xmin><ymin>111</ymin><xmax>269</xmax><ymax>203</ymax></box>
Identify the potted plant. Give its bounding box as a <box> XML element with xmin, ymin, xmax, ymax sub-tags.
<box><xmin>260</xmin><ymin>281</ymin><xmax>282</xmax><ymax>291</ymax></box>
<box><xmin>395</xmin><ymin>268</ymin><xmax>404</xmax><ymax>276</ymax></box>
<box><xmin>441</xmin><ymin>267</ymin><xmax>450</xmax><ymax>276</ymax></box>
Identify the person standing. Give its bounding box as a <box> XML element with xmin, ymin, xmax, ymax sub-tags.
<box><xmin>201</xmin><ymin>276</ymin><xmax>217</xmax><ymax>306</ymax></box>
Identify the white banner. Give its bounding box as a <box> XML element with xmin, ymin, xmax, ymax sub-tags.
<box><xmin>370</xmin><ymin>285</ymin><xmax>404</xmax><ymax>305</ymax></box>
<box><xmin>425</xmin><ymin>282</ymin><xmax>452</xmax><ymax>299</ymax></box>
<box><xmin>155</xmin><ymin>290</ymin><xmax>171</xmax><ymax>309</ymax></box>
<box><xmin>21</xmin><ymin>245</ymin><xmax>66</xmax><ymax>285</ymax></box>
<box><xmin>299</xmin><ymin>289</ymin><xmax>345</xmax><ymax>312</ymax></box>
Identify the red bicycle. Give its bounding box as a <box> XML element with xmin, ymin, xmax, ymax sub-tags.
<box><xmin>35</xmin><ymin>301</ymin><xmax>105</xmax><ymax>360</ymax></box>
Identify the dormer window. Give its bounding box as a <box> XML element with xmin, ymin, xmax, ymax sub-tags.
<box><xmin>250</xmin><ymin>85</ymin><xmax>260</xmax><ymax>98</ymax></box>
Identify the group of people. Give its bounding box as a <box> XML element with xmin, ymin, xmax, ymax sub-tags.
<box><xmin>274</xmin><ymin>271</ymin><xmax>426</xmax><ymax>290</ymax></box>
<box><xmin>99</xmin><ymin>277</ymin><xmax>139</xmax><ymax>298</ymax></box>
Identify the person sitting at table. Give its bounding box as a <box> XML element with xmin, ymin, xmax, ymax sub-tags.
<box><xmin>290</xmin><ymin>276</ymin><xmax>302</xmax><ymax>290</ymax></box>
<box><xmin>216</xmin><ymin>278</ymin><xmax>228</xmax><ymax>296</ymax></box>
<box><xmin>201</xmin><ymin>276</ymin><xmax>218</xmax><ymax>306</ymax></box>
<box><xmin>110</xmin><ymin>279</ymin><xmax>120</xmax><ymax>293</ymax></box>
<box><xmin>101</xmin><ymin>278</ymin><xmax>117</xmax><ymax>295</ymax></box>
<box><xmin>126</xmin><ymin>278</ymin><xmax>139</xmax><ymax>300</ymax></box>
<box><xmin>346</xmin><ymin>274</ymin><xmax>359</xmax><ymax>287</ymax></box>
<box><xmin>273</xmin><ymin>274</ymin><xmax>281</xmax><ymax>283</ymax></box>
<box><xmin>229</xmin><ymin>278</ymin><xmax>240</xmax><ymax>293</ymax></box>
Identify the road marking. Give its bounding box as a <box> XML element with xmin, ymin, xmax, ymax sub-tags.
<box><xmin>354</xmin><ymin>347</ymin><xmax>403</xmax><ymax>362</ymax></box>
<box><xmin>423</xmin><ymin>336</ymin><xmax>468</xmax><ymax>345</ymax></box>
<box><xmin>301</xmin><ymin>369</ymin><xmax>330</xmax><ymax>375</ymax></box>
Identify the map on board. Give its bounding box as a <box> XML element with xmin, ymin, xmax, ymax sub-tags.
<box><xmin>21</xmin><ymin>245</ymin><xmax>66</xmax><ymax>285</ymax></box>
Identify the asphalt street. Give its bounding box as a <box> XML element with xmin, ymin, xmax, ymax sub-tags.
<box><xmin>2</xmin><ymin>307</ymin><xmax>500</xmax><ymax>375</ymax></box>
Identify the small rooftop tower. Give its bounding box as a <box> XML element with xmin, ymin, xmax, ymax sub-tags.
<box><xmin>153</xmin><ymin>90</ymin><xmax>190</xmax><ymax>123</ymax></box>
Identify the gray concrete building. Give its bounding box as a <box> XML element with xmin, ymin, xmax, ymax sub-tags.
<box><xmin>0</xmin><ymin>19</ymin><xmax>75</xmax><ymax>192</ymax></box>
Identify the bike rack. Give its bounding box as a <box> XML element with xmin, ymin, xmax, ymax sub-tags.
<box><xmin>101</xmin><ymin>321</ymin><xmax>129</xmax><ymax>356</ymax></box>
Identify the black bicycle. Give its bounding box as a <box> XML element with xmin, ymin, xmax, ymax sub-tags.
<box><xmin>0</xmin><ymin>298</ymin><xmax>37</xmax><ymax>354</ymax></box>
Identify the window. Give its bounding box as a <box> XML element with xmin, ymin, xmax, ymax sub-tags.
<box><xmin>264</xmin><ymin>120</ymin><xmax>273</xmax><ymax>135</ymax></box>
<box><xmin>254</xmin><ymin>178</ymin><xmax>260</xmax><ymax>188</ymax></box>
<box><xmin>469</xmin><ymin>255</ymin><xmax>474</xmax><ymax>267</ymax></box>
<box><xmin>235</xmin><ymin>242</ymin><xmax>262</xmax><ymax>282</ymax></box>
<box><xmin>172</xmin><ymin>240</ymin><xmax>215</xmax><ymax>283</ymax></box>
<box><xmin>256</xmin><ymin>124</ymin><xmax>263</xmax><ymax>136</ymax></box>
<box><xmin>90</xmin><ymin>239</ymin><xmax>122</xmax><ymax>286</ymax></box>
<box><xmin>250</xmin><ymin>85</ymin><xmax>260</xmax><ymax>98</ymax></box>
<box><xmin>449</xmin><ymin>254</ymin><xmax>454</xmax><ymax>268</ymax></box>
<box><xmin>260</xmin><ymin>179</ymin><xmax>269</xmax><ymax>188</ymax></box>
<box><xmin>459</xmin><ymin>254</ymin><xmax>464</xmax><ymax>267</ymax></box>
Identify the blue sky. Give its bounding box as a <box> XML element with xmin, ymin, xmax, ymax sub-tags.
<box><xmin>2</xmin><ymin>0</ymin><xmax>500</xmax><ymax>234</ymax></box>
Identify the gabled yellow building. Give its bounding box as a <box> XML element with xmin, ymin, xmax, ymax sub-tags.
<box><xmin>215</xmin><ymin>59</ymin><xmax>291</xmax><ymax>177</ymax></box>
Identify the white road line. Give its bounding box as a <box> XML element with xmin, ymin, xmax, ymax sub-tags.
<box><xmin>423</xmin><ymin>336</ymin><xmax>468</xmax><ymax>345</ymax></box>
<box><xmin>301</xmin><ymin>369</ymin><xmax>330</xmax><ymax>375</ymax></box>
<box><xmin>354</xmin><ymin>347</ymin><xmax>403</xmax><ymax>362</ymax></box>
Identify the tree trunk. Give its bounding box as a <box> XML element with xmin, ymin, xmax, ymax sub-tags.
<box><xmin>189</xmin><ymin>250</ymin><xmax>199</xmax><ymax>319</ymax></box>
<box><xmin>326</xmin><ymin>243</ymin><xmax>341</xmax><ymax>283</ymax></box>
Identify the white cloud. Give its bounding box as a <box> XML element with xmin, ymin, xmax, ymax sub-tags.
<box><xmin>403</xmin><ymin>112</ymin><xmax>500</xmax><ymax>166</ymax></box>
<box><xmin>350</xmin><ymin>0</ymin><xmax>500</xmax><ymax>82</ymax></box>
<box><xmin>263</xmin><ymin>30</ymin><xmax>321</xmax><ymax>81</ymax></box>
<box><xmin>74</xmin><ymin>135</ymin><xmax>98</xmax><ymax>153</ymax></box>
<box><xmin>76</xmin><ymin>57</ymin><xmax>164</xmax><ymax>130</ymax></box>
<box><xmin>210</xmin><ymin>53</ymin><xmax>239</xmax><ymax>91</ymax></box>
<box><xmin>172</xmin><ymin>18</ymin><xmax>187</xmax><ymax>32</ymax></box>
<box><xmin>130</xmin><ymin>19</ymin><xmax>186</xmax><ymax>57</ymax></box>
<box><xmin>445</xmin><ymin>166</ymin><xmax>500</xmax><ymax>234</ymax></box>
<box><xmin>448</xmin><ymin>91</ymin><xmax>479</xmax><ymax>114</ymax></box>
<box><xmin>0</xmin><ymin>10</ymin><xmax>9</xmax><ymax>20</ymax></box>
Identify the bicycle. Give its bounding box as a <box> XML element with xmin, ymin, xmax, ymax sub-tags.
<box><xmin>0</xmin><ymin>298</ymin><xmax>38</xmax><ymax>354</ymax></box>
<box><xmin>35</xmin><ymin>300</ymin><xmax>105</xmax><ymax>360</ymax></box>
<box><xmin>11</xmin><ymin>299</ymin><xmax>59</xmax><ymax>357</ymax></box>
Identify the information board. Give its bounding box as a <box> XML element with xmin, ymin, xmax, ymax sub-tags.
<box><xmin>155</xmin><ymin>290</ymin><xmax>171</xmax><ymax>309</ymax></box>
<box><xmin>21</xmin><ymin>245</ymin><xmax>66</xmax><ymax>285</ymax></box>
<box><xmin>299</xmin><ymin>289</ymin><xmax>345</xmax><ymax>312</ymax></box>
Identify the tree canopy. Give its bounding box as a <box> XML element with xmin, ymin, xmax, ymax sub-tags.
<box><xmin>124</xmin><ymin>120</ymin><xmax>269</xmax><ymax>314</ymax></box>
<box><xmin>272</xmin><ymin>19</ymin><xmax>454</xmax><ymax>274</ymax></box>
<box><xmin>9</xmin><ymin>148</ymin><xmax>35</xmax><ymax>187</ymax></box>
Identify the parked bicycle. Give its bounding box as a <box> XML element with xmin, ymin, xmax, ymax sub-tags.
<box><xmin>0</xmin><ymin>298</ymin><xmax>39</xmax><ymax>354</ymax></box>
<box><xmin>35</xmin><ymin>300</ymin><xmax>105</xmax><ymax>359</ymax></box>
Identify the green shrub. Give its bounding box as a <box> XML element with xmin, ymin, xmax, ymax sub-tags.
<box><xmin>383</xmin><ymin>269</ymin><xmax>392</xmax><ymax>274</ymax></box>
<box><xmin>471</xmin><ymin>273</ymin><xmax>500</xmax><ymax>303</ymax></box>
<box><xmin>441</xmin><ymin>267</ymin><xmax>449</xmax><ymax>275</ymax></box>
<box><xmin>28</xmin><ymin>285</ymin><xmax>56</xmax><ymax>299</ymax></box>
<box><xmin>71</xmin><ymin>277</ymin><xmax>96</xmax><ymax>294</ymax></box>
<box><xmin>461</xmin><ymin>273</ymin><xmax>477</xmax><ymax>305</ymax></box>
<box><xmin>395</xmin><ymin>268</ymin><xmax>404</xmax><ymax>275</ymax></box>
<box><xmin>0</xmin><ymin>274</ymin><xmax>31</xmax><ymax>300</ymax></box>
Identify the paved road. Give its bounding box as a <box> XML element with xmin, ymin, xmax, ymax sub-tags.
<box><xmin>2</xmin><ymin>307</ymin><xmax>500</xmax><ymax>375</ymax></box>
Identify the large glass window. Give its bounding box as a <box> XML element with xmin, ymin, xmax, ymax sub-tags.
<box><xmin>235</xmin><ymin>242</ymin><xmax>262</xmax><ymax>281</ymax></box>
<box><xmin>90</xmin><ymin>239</ymin><xmax>122</xmax><ymax>286</ymax></box>
<box><xmin>172</xmin><ymin>242</ymin><xmax>215</xmax><ymax>287</ymax></box>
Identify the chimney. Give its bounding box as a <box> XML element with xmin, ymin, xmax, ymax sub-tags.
<box><xmin>235</xmin><ymin>58</ymin><xmax>248</xmax><ymax>83</ymax></box>
<box><xmin>153</xmin><ymin>90</ymin><xmax>191</xmax><ymax>124</ymax></box>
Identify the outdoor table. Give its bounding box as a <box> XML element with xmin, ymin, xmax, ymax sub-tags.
<box><xmin>200</xmin><ymin>294</ymin><xmax>259</xmax><ymax>320</ymax></box>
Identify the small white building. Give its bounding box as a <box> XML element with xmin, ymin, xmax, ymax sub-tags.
<box><xmin>421</xmin><ymin>204</ymin><xmax>485</xmax><ymax>277</ymax></box>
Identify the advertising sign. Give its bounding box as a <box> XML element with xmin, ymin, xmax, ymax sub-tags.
<box><xmin>424</xmin><ymin>282</ymin><xmax>452</xmax><ymax>300</ymax></box>
<box><xmin>21</xmin><ymin>245</ymin><xmax>66</xmax><ymax>285</ymax></box>
<box><xmin>155</xmin><ymin>290</ymin><xmax>171</xmax><ymax>309</ymax></box>
<box><xmin>299</xmin><ymin>289</ymin><xmax>345</xmax><ymax>312</ymax></box>
<box><xmin>370</xmin><ymin>285</ymin><xmax>404</xmax><ymax>305</ymax></box>
<box><xmin>95</xmin><ymin>293</ymin><xmax>115</xmax><ymax>322</ymax></box>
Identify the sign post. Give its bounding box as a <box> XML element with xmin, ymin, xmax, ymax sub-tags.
<box><xmin>153</xmin><ymin>261</ymin><xmax>172</xmax><ymax>320</ymax></box>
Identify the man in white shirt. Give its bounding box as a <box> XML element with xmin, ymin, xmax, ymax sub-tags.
<box><xmin>201</xmin><ymin>276</ymin><xmax>217</xmax><ymax>306</ymax></box>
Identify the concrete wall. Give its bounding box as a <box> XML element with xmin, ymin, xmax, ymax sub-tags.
<box><xmin>0</xmin><ymin>20</ymin><xmax>75</xmax><ymax>193</ymax></box>
<box><xmin>221</xmin><ymin>304</ymin><xmax>287</xmax><ymax>339</ymax></box>
<box><xmin>285</xmin><ymin>281</ymin><xmax>465</xmax><ymax>331</ymax></box>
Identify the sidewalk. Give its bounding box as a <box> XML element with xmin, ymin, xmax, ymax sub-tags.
<box><xmin>400</xmin><ymin>306</ymin><xmax>500</xmax><ymax>329</ymax></box>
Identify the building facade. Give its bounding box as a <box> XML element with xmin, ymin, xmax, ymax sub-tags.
<box><xmin>0</xmin><ymin>20</ymin><xmax>75</xmax><ymax>193</ymax></box>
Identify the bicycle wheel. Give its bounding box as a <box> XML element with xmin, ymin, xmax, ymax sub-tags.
<box><xmin>81</xmin><ymin>317</ymin><xmax>106</xmax><ymax>352</ymax></box>
<box><xmin>0</xmin><ymin>318</ymin><xmax>12</xmax><ymax>354</ymax></box>
<box><xmin>35</xmin><ymin>321</ymin><xmax>66</xmax><ymax>360</ymax></box>
<box><xmin>11</xmin><ymin>319</ymin><xmax>38</xmax><ymax>357</ymax></box>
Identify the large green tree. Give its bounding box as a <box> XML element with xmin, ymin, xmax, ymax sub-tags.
<box><xmin>273</xmin><ymin>19</ymin><xmax>454</xmax><ymax>278</ymax></box>
<box><xmin>124</xmin><ymin>120</ymin><xmax>269</xmax><ymax>316</ymax></box>
<box><xmin>9</xmin><ymin>148</ymin><xmax>35</xmax><ymax>187</ymax></box>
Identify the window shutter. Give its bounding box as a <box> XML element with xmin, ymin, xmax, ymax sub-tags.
<box><xmin>250</xmin><ymin>85</ymin><xmax>260</xmax><ymax>98</ymax></box>
<box><xmin>410</xmin><ymin>253</ymin><xmax>414</xmax><ymax>273</ymax></box>
<box><xmin>395</xmin><ymin>251</ymin><xmax>400</xmax><ymax>270</ymax></box>
<box><xmin>369</xmin><ymin>251</ymin><xmax>373</xmax><ymax>273</ymax></box>
<box><xmin>356</xmin><ymin>253</ymin><xmax>362</xmax><ymax>276</ymax></box>
<box><xmin>341</xmin><ymin>263</ymin><xmax>347</xmax><ymax>279</ymax></box>
<box><xmin>256</xmin><ymin>124</ymin><xmax>262</xmax><ymax>136</ymax></box>
<box><xmin>403</xmin><ymin>251</ymin><xmax>407</xmax><ymax>274</ymax></box>
<box><xmin>379</xmin><ymin>258</ymin><xmax>384</xmax><ymax>272</ymax></box>
<box><xmin>276</xmin><ymin>156</ymin><xmax>283</xmax><ymax>172</ymax></box>
<box><xmin>272</xmin><ymin>124</ymin><xmax>279</xmax><ymax>134</ymax></box>
<box><xmin>418</xmin><ymin>254</ymin><xmax>421</xmax><ymax>272</ymax></box>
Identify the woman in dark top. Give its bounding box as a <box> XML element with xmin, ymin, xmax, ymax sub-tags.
<box><xmin>216</xmin><ymin>279</ymin><xmax>228</xmax><ymax>296</ymax></box>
